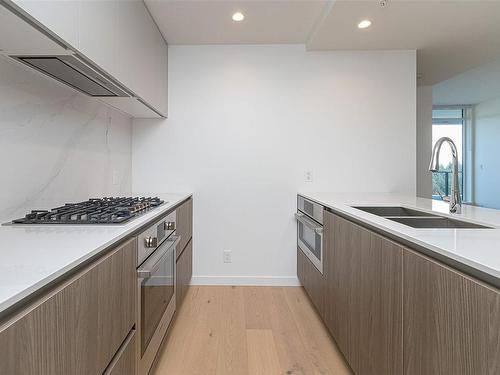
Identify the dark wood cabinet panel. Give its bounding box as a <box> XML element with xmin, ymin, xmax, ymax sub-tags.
<box><xmin>176</xmin><ymin>239</ymin><xmax>193</xmax><ymax>309</ymax></box>
<box><xmin>0</xmin><ymin>268</ymin><xmax>100</xmax><ymax>374</ymax></box>
<box><xmin>297</xmin><ymin>247</ymin><xmax>324</xmax><ymax>316</ymax></box>
<box><xmin>97</xmin><ymin>237</ymin><xmax>137</xmax><ymax>371</ymax></box>
<box><xmin>323</xmin><ymin>212</ymin><xmax>403</xmax><ymax>375</ymax></box>
<box><xmin>404</xmin><ymin>250</ymin><xmax>500</xmax><ymax>375</ymax></box>
<box><xmin>104</xmin><ymin>329</ymin><xmax>137</xmax><ymax>375</ymax></box>
<box><xmin>176</xmin><ymin>198</ymin><xmax>193</xmax><ymax>260</ymax></box>
<box><xmin>324</xmin><ymin>211</ymin><xmax>359</xmax><ymax>362</ymax></box>
<box><xmin>358</xmin><ymin>232</ymin><xmax>403</xmax><ymax>375</ymax></box>
<box><xmin>0</xmin><ymin>238</ymin><xmax>137</xmax><ymax>375</ymax></box>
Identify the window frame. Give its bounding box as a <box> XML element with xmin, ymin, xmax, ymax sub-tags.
<box><xmin>431</xmin><ymin>105</ymin><xmax>472</xmax><ymax>202</ymax></box>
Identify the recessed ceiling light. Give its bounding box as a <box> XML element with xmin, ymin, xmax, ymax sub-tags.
<box><xmin>357</xmin><ymin>19</ymin><xmax>372</xmax><ymax>29</ymax></box>
<box><xmin>232</xmin><ymin>12</ymin><xmax>245</xmax><ymax>22</ymax></box>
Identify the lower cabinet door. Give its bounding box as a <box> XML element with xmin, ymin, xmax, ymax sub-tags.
<box><xmin>0</xmin><ymin>238</ymin><xmax>136</xmax><ymax>375</ymax></box>
<box><xmin>176</xmin><ymin>198</ymin><xmax>193</xmax><ymax>259</ymax></box>
<box><xmin>297</xmin><ymin>247</ymin><xmax>324</xmax><ymax>317</ymax></box>
<box><xmin>104</xmin><ymin>329</ymin><xmax>137</xmax><ymax>375</ymax></box>
<box><xmin>404</xmin><ymin>250</ymin><xmax>500</xmax><ymax>375</ymax></box>
<box><xmin>324</xmin><ymin>212</ymin><xmax>403</xmax><ymax>375</ymax></box>
<box><xmin>176</xmin><ymin>239</ymin><xmax>193</xmax><ymax>309</ymax></box>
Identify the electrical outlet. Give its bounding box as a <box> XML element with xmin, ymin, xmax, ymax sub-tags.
<box><xmin>223</xmin><ymin>250</ymin><xmax>232</xmax><ymax>263</ymax></box>
<box><xmin>304</xmin><ymin>171</ymin><xmax>313</xmax><ymax>183</ymax></box>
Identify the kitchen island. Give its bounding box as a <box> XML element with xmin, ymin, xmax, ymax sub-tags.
<box><xmin>297</xmin><ymin>192</ymin><xmax>500</xmax><ymax>375</ymax></box>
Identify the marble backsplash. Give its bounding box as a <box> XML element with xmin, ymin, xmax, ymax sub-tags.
<box><xmin>0</xmin><ymin>56</ymin><xmax>132</xmax><ymax>222</ymax></box>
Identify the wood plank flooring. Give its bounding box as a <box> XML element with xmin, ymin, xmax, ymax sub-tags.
<box><xmin>152</xmin><ymin>286</ymin><xmax>352</xmax><ymax>375</ymax></box>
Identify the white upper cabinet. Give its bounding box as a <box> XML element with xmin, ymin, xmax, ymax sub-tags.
<box><xmin>5</xmin><ymin>0</ymin><xmax>168</xmax><ymax>118</ymax></box>
<box><xmin>114</xmin><ymin>1</ymin><xmax>167</xmax><ymax>116</ymax></box>
<box><xmin>79</xmin><ymin>0</ymin><xmax>117</xmax><ymax>75</ymax></box>
<box><xmin>13</xmin><ymin>0</ymin><xmax>80</xmax><ymax>48</ymax></box>
<box><xmin>0</xmin><ymin>4</ymin><xmax>66</xmax><ymax>55</ymax></box>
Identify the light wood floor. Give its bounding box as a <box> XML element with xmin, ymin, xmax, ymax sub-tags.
<box><xmin>152</xmin><ymin>286</ymin><xmax>352</xmax><ymax>375</ymax></box>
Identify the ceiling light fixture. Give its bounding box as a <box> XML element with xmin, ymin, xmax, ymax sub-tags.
<box><xmin>357</xmin><ymin>19</ymin><xmax>372</xmax><ymax>29</ymax></box>
<box><xmin>232</xmin><ymin>12</ymin><xmax>245</xmax><ymax>22</ymax></box>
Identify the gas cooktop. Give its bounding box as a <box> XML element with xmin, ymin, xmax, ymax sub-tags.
<box><xmin>10</xmin><ymin>197</ymin><xmax>164</xmax><ymax>225</ymax></box>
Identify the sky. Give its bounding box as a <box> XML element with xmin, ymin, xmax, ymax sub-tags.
<box><xmin>432</xmin><ymin>124</ymin><xmax>463</xmax><ymax>167</ymax></box>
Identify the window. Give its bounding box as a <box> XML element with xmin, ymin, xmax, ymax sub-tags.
<box><xmin>431</xmin><ymin>107</ymin><xmax>465</xmax><ymax>201</ymax></box>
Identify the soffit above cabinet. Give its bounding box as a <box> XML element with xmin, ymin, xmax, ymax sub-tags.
<box><xmin>0</xmin><ymin>0</ymin><xmax>167</xmax><ymax>119</ymax></box>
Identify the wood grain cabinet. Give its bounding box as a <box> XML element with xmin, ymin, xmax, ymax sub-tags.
<box><xmin>323</xmin><ymin>212</ymin><xmax>403</xmax><ymax>375</ymax></box>
<box><xmin>297</xmin><ymin>247</ymin><xmax>324</xmax><ymax>316</ymax></box>
<box><xmin>176</xmin><ymin>240</ymin><xmax>193</xmax><ymax>309</ymax></box>
<box><xmin>104</xmin><ymin>329</ymin><xmax>137</xmax><ymax>375</ymax></box>
<box><xmin>176</xmin><ymin>198</ymin><xmax>193</xmax><ymax>260</ymax></box>
<box><xmin>404</xmin><ymin>250</ymin><xmax>500</xmax><ymax>375</ymax></box>
<box><xmin>175</xmin><ymin>197</ymin><xmax>193</xmax><ymax>309</ymax></box>
<box><xmin>0</xmin><ymin>238</ymin><xmax>137</xmax><ymax>375</ymax></box>
<box><xmin>321</xmin><ymin>210</ymin><xmax>500</xmax><ymax>375</ymax></box>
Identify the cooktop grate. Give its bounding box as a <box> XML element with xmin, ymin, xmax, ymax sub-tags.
<box><xmin>11</xmin><ymin>197</ymin><xmax>164</xmax><ymax>225</ymax></box>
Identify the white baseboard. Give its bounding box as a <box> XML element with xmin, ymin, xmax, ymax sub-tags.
<box><xmin>190</xmin><ymin>275</ymin><xmax>301</xmax><ymax>286</ymax></box>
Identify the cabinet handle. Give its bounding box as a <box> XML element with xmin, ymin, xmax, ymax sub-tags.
<box><xmin>295</xmin><ymin>213</ymin><xmax>323</xmax><ymax>234</ymax></box>
<box><xmin>137</xmin><ymin>236</ymin><xmax>181</xmax><ymax>278</ymax></box>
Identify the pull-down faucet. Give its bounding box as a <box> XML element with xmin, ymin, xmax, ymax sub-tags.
<box><xmin>429</xmin><ymin>137</ymin><xmax>462</xmax><ymax>214</ymax></box>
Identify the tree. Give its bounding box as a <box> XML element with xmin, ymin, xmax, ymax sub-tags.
<box><xmin>432</xmin><ymin>162</ymin><xmax>463</xmax><ymax>198</ymax></box>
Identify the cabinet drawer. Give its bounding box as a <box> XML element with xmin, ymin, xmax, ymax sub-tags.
<box><xmin>104</xmin><ymin>329</ymin><xmax>137</xmax><ymax>375</ymax></box>
<box><xmin>0</xmin><ymin>237</ymin><xmax>137</xmax><ymax>374</ymax></box>
<box><xmin>297</xmin><ymin>247</ymin><xmax>324</xmax><ymax>317</ymax></box>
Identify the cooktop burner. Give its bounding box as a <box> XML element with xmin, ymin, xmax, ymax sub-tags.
<box><xmin>10</xmin><ymin>197</ymin><xmax>164</xmax><ymax>225</ymax></box>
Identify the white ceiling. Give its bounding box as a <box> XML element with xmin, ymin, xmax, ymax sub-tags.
<box><xmin>433</xmin><ymin>59</ymin><xmax>500</xmax><ymax>105</ymax></box>
<box><xmin>145</xmin><ymin>0</ymin><xmax>500</xmax><ymax>85</ymax></box>
<box><xmin>145</xmin><ymin>1</ymin><xmax>328</xmax><ymax>45</ymax></box>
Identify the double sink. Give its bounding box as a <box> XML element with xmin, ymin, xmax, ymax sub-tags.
<box><xmin>352</xmin><ymin>206</ymin><xmax>492</xmax><ymax>229</ymax></box>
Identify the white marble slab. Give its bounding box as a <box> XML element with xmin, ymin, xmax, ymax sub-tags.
<box><xmin>0</xmin><ymin>193</ymin><xmax>192</xmax><ymax>315</ymax></box>
<box><xmin>0</xmin><ymin>55</ymin><xmax>132</xmax><ymax>224</ymax></box>
<box><xmin>299</xmin><ymin>192</ymin><xmax>500</xmax><ymax>285</ymax></box>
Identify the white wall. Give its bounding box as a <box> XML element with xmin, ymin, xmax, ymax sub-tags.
<box><xmin>474</xmin><ymin>96</ymin><xmax>500</xmax><ymax>209</ymax></box>
<box><xmin>0</xmin><ymin>56</ymin><xmax>132</xmax><ymax>222</ymax></box>
<box><xmin>416</xmin><ymin>86</ymin><xmax>433</xmax><ymax>198</ymax></box>
<box><xmin>132</xmin><ymin>45</ymin><xmax>416</xmax><ymax>285</ymax></box>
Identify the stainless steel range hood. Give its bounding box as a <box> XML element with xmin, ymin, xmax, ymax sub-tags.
<box><xmin>11</xmin><ymin>54</ymin><xmax>130</xmax><ymax>97</ymax></box>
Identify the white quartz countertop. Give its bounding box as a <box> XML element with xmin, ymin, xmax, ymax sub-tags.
<box><xmin>299</xmin><ymin>192</ymin><xmax>500</xmax><ymax>286</ymax></box>
<box><xmin>0</xmin><ymin>193</ymin><xmax>192</xmax><ymax>315</ymax></box>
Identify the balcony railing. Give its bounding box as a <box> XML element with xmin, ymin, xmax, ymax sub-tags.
<box><xmin>432</xmin><ymin>170</ymin><xmax>463</xmax><ymax>200</ymax></box>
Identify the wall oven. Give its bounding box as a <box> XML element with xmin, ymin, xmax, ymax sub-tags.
<box><xmin>296</xmin><ymin>196</ymin><xmax>324</xmax><ymax>274</ymax></box>
<box><xmin>136</xmin><ymin>211</ymin><xmax>180</xmax><ymax>375</ymax></box>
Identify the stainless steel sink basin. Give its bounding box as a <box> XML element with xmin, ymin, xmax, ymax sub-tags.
<box><xmin>351</xmin><ymin>206</ymin><xmax>493</xmax><ymax>229</ymax></box>
<box><xmin>387</xmin><ymin>217</ymin><xmax>491</xmax><ymax>229</ymax></box>
<box><xmin>353</xmin><ymin>206</ymin><xmax>439</xmax><ymax>217</ymax></box>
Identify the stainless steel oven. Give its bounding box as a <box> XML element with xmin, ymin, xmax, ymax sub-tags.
<box><xmin>136</xmin><ymin>211</ymin><xmax>180</xmax><ymax>375</ymax></box>
<box><xmin>296</xmin><ymin>196</ymin><xmax>324</xmax><ymax>274</ymax></box>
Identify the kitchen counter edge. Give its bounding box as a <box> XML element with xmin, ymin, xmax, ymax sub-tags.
<box><xmin>298</xmin><ymin>192</ymin><xmax>500</xmax><ymax>290</ymax></box>
<box><xmin>0</xmin><ymin>193</ymin><xmax>192</xmax><ymax>319</ymax></box>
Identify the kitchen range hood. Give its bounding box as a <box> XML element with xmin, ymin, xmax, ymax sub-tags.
<box><xmin>0</xmin><ymin>0</ymin><xmax>164</xmax><ymax>117</ymax></box>
<box><xmin>11</xmin><ymin>54</ymin><xmax>130</xmax><ymax>97</ymax></box>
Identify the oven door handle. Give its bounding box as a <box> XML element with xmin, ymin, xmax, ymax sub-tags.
<box><xmin>137</xmin><ymin>235</ymin><xmax>181</xmax><ymax>279</ymax></box>
<box><xmin>295</xmin><ymin>212</ymin><xmax>323</xmax><ymax>234</ymax></box>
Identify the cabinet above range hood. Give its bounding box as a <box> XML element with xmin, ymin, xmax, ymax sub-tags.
<box><xmin>0</xmin><ymin>0</ymin><xmax>167</xmax><ymax>118</ymax></box>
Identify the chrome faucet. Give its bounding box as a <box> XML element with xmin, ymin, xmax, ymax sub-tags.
<box><xmin>429</xmin><ymin>137</ymin><xmax>462</xmax><ymax>214</ymax></box>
